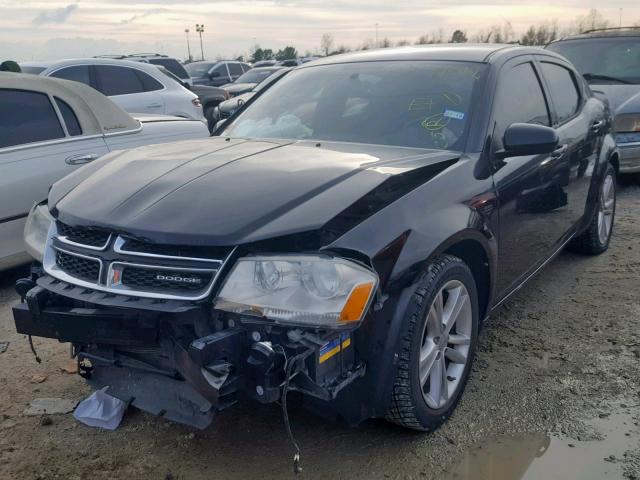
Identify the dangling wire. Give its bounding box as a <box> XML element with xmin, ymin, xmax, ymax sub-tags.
<box><xmin>28</xmin><ymin>335</ymin><xmax>41</xmax><ymax>363</ymax></box>
<box><xmin>276</xmin><ymin>346</ymin><xmax>303</xmax><ymax>474</ymax></box>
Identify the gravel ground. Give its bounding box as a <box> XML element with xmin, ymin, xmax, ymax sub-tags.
<box><xmin>0</xmin><ymin>182</ymin><xmax>638</xmax><ymax>480</ymax></box>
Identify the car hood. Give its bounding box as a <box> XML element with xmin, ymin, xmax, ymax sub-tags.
<box><xmin>223</xmin><ymin>83</ymin><xmax>256</xmax><ymax>94</ymax></box>
<box><xmin>591</xmin><ymin>85</ymin><xmax>640</xmax><ymax>115</ymax></box>
<box><xmin>49</xmin><ymin>138</ymin><xmax>459</xmax><ymax>246</ymax></box>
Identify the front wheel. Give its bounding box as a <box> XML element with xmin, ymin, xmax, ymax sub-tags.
<box><xmin>386</xmin><ymin>255</ymin><xmax>479</xmax><ymax>431</ymax></box>
<box><xmin>567</xmin><ymin>163</ymin><xmax>616</xmax><ymax>255</ymax></box>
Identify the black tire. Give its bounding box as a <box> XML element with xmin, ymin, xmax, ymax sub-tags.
<box><xmin>385</xmin><ymin>254</ymin><xmax>479</xmax><ymax>431</ymax></box>
<box><xmin>567</xmin><ymin>163</ymin><xmax>616</xmax><ymax>255</ymax></box>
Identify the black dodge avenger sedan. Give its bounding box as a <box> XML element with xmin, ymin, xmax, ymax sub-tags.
<box><xmin>15</xmin><ymin>45</ymin><xmax>617</xmax><ymax>434</ymax></box>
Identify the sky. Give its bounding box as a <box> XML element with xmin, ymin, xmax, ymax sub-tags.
<box><xmin>2</xmin><ymin>0</ymin><xmax>640</xmax><ymax>62</ymax></box>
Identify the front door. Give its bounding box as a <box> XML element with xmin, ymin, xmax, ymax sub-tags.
<box><xmin>490</xmin><ymin>59</ymin><xmax>569</xmax><ymax>296</ymax></box>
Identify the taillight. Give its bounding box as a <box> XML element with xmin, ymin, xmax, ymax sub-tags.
<box><xmin>192</xmin><ymin>98</ymin><xmax>202</xmax><ymax>108</ymax></box>
<box><xmin>614</xmin><ymin>114</ymin><xmax>640</xmax><ymax>133</ymax></box>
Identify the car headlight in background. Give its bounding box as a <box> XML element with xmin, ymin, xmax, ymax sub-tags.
<box><xmin>214</xmin><ymin>255</ymin><xmax>378</xmax><ymax>328</ymax></box>
<box><xmin>23</xmin><ymin>203</ymin><xmax>54</xmax><ymax>263</ymax></box>
<box><xmin>614</xmin><ymin>114</ymin><xmax>640</xmax><ymax>133</ymax></box>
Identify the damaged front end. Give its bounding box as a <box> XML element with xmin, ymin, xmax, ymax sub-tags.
<box><xmin>13</xmin><ymin>218</ymin><xmax>376</xmax><ymax>429</ymax></box>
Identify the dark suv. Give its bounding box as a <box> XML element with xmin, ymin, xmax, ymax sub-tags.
<box><xmin>15</xmin><ymin>45</ymin><xmax>617</xmax><ymax>435</ymax></box>
<box><xmin>547</xmin><ymin>27</ymin><xmax>640</xmax><ymax>173</ymax></box>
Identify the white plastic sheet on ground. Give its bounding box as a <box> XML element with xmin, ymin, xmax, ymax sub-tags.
<box><xmin>73</xmin><ymin>387</ymin><xmax>127</xmax><ymax>430</ymax></box>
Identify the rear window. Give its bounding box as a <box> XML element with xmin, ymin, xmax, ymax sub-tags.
<box><xmin>185</xmin><ymin>62</ymin><xmax>217</xmax><ymax>77</ymax></box>
<box><xmin>148</xmin><ymin>58</ymin><xmax>189</xmax><ymax>80</ymax></box>
<box><xmin>55</xmin><ymin>97</ymin><xmax>82</xmax><ymax>136</ymax></box>
<box><xmin>0</xmin><ymin>89</ymin><xmax>64</xmax><ymax>148</ymax></box>
<box><xmin>224</xmin><ymin>61</ymin><xmax>487</xmax><ymax>151</ymax></box>
<box><xmin>20</xmin><ymin>66</ymin><xmax>46</xmax><ymax>75</ymax></box>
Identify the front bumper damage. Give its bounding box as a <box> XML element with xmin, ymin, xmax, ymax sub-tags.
<box><xmin>13</xmin><ymin>275</ymin><xmax>366</xmax><ymax>429</ymax></box>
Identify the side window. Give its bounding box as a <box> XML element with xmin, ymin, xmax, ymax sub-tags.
<box><xmin>241</xmin><ymin>64</ymin><xmax>251</xmax><ymax>73</ymax></box>
<box><xmin>539</xmin><ymin>62</ymin><xmax>580</xmax><ymax>124</ymax></box>
<box><xmin>94</xmin><ymin>65</ymin><xmax>145</xmax><ymax>96</ymax></box>
<box><xmin>228</xmin><ymin>63</ymin><xmax>243</xmax><ymax>76</ymax></box>
<box><xmin>0</xmin><ymin>89</ymin><xmax>64</xmax><ymax>148</ymax></box>
<box><xmin>50</xmin><ymin>65</ymin><xmax>91</xmax><ymax>86</ymax></box>
<box><xmin>54</xmin><ymin>97</ymin><xmax>82</xmax><ymax>136</ymax></box>
<box><xmin>211</xmin><ymin>64</ymin><xmax>228</xmax><ymax>78</ymax></box>
<box><xmin>495</xmin><ymin>62</ymin><xmax>550</xmax><ymax>137</ymax></box>
<box><xmin>136</xmin><ymin>71</ymin><xmax>164</xmax><ymax>92</ymax></box>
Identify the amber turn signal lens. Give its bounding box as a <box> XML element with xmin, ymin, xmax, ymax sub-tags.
<box><xmin>339</xmin><ymin>282</ymin><xmax>375</xmax><ymax>323</ymax></box>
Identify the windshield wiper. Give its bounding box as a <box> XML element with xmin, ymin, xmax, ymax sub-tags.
<box><xmin>583</xmin><ymin>73</ymin><xmax>633</xmax><ymax>85</ymax></box>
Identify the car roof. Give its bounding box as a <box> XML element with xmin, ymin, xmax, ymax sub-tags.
<box><xmin>551</xmin><ymin>27</ymin><xmax>640</xmax><ymax>43</ymax></box>
<box><xmin>0</xmin><ymin>72</ymin><xmax>139</xmax><ymax>135</ymax></box>
<box><xmin>301</xmin><ymin>44</ymin><xmax>554</xmax><ymax>66</ymax></box>
<box><xmin>20</xmin><ymin>58</ymin><xmax>164</xmax><ymax>71</ymax></box>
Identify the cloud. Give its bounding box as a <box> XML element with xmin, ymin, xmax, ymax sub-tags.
<box><xmin>32</xmin><ymin>3</ymin><xmax>78</xmax><ymax>26</ymax></box>
<box><xmin>121</xmin><ymin>8</ymin><xmax>168</xmax><ymax>24</ymax></box>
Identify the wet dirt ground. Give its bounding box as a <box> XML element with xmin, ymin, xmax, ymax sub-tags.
<box><xmin>0</xmin><ymin>182</ymin><xmax>639</xmax><ymax>480</ymax></box>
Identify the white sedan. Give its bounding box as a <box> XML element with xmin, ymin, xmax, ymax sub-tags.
<box><xmin>0</xmin><ymin>73</ymin><xmax>209</xmax><ymax>270</ymax></box>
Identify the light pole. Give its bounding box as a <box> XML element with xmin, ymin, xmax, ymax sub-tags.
<box><xmin>375</xmin><ymin>23</ymin><xmax>379</xmax><ymax>47</ymax></box>
<box><xmin>185</xmin><ymin>28</ymin><xmax>192</xmax><ymax>62</ymax></box>
<box><xmin>196</xmin><ymin>24</ymin><xmax>205</xmax><ymax>61</ymax></box>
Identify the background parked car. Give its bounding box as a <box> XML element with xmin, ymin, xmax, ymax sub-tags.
<box><xmin>155</xmin><ymin>65</ymin><xmax>228</xmax><ymax>131</ymax></box>
<box><xmin>0</xmin><ymin>73</ymin><xmax>209</xmax><ymax>270</ymax></box>
<box><xmin>97</xmin><ymin>53</ymin><xmax>193</xmax><ymax>86</ymax></box>
<box><xmin>212</xmin><ymin>67</ymin><xmax>291</xmax><ymax>125</ymax></box>
<box><xmin>547</xmin><ymin>27</ymin><xmax>640</xmax><ymax>173</ymax></box>
<box><xmin>20</xmin><ymin>58</ymin><xmax>206</xmax><ymax>122</ymax></box>
<box><xmin>252</xmin><ymin>60</ymin><xmax>278</xmax><ymax>67</ymax></box>
<box><xmin>184</xmin><ymin>60</ymin><xmax>251</xmax><ymax>86</ymax></box>
<box><xmin>221</xmin><ymin>66</ymin><xmax>284</xmax><ymax>97</ymax></box>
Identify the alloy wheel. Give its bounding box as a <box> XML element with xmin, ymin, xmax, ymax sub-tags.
<box><xmin>597</xmin><ymin>173</ymin><xmax>615</xmax><ymax>245</ymax></box>
<box><xmin>418</xmin><ymin>280</ymin><xmax>473</xmax><ymax>409</ymax></box>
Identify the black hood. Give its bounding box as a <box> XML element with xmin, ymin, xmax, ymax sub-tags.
<box><xmin>49</xmin><ymin>138</ymin><xmax>459</xmax><ymax>246</ymax></box>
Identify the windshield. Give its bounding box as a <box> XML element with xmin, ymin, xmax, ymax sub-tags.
<box><xmin>223</xmin><ymin>61</ymin><xmax>486</xmax><ymax>151</ymax></box>
<box><xmin>185</xmin><ymin>62</ymin><xmax>217</xmax><ymax>77</ymax></box>
<box><xmin>235</xmin><ymin>68</ymin><xmax>280</xmax><ymax>84</ymax></box>
<box><xmin>149</xmin><ymin>58</ymin><xmax>189</xmax><ymax>79</ymax></box>
<box><xmin>548</xmin><ymin>37</ymin><xmax>640</xmax><ymax>84</ymax></box>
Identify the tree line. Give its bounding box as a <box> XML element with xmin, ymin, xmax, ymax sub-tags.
<box><xmin>246</xmin><ymin>8</ymin><xmax>636</xmax><ymax>63</ymax></box>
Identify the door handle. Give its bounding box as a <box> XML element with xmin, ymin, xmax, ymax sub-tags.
<box><xmin>146</xmin><ymin>103</ymin><xmax>162</xmax><ymax>108</ymax></box>
<box><xmin>591</xmin><ymin>120</ymin><xmax>604</xmax><ymax>132</ymax></box>
<box><xmin>65</xmin><ymin>153</ymin><xmax>99</xmax><ymax>165</ymax></box>
<box><xmin>551</xmin><ymin>145</ymin><xmax>568</xmax><ymax>159</ymax></box>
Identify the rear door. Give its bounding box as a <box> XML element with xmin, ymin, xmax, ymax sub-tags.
<box><xmin>209</xmin><ymin>63</ymin><xmax>231</xmax><ymax>86</ymax></box>
<box><xmin>227</xmin><ymin>62</ymin><xmax>244</xmax><ymax>82</ymax></box>
<box><xmin>536</xmin><ymin>57</ymin><xmax>603</xmax><ymax>226</ymax></box>
<box><xmin>490</xmin><ymin>58</ymin><xmax>568</xmax><ymax>295</ymax></box>
<box><xmin>93</xmin><ymin>65</ymin><xmax>166</xmax><ymax>114</ymax></box>
<box><xmin>0</xmin><ymin>89</ymin><xmax>108</xmax><ymax>263</ymax></box>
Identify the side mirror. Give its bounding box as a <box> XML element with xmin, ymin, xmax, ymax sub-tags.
<box><xmin>214</xmin><ymin>119</ymin><xmax>227</xmax><ymax>131</ymax></box>
<box><xmin>499</xmin><ymin>123</ymin><xmax>558</xmax><ymax>158</ymax></box>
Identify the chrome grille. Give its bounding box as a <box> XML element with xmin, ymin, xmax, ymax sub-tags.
<box><xmin>43</xmin><ymin>222</ymin><xmax>232</xmax><ymax>301</ymax></box>
<box><xmin>55</xmin><ymin>250</ymin><xmax>101</xmax><ymax>283</ymax></box>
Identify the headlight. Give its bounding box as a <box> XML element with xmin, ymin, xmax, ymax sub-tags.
<box><xmin>614</xmin><ymin>114</ymin><xmax>640</xmax><ymax>133</ymax></box>
<box><xmin>23</xmin><ymin>203</ymin><xmax>54</xmax><ymax>263</ymax></box>
<box><xmin>214</xmin><ymin>255</ymin><xmax>378</xmax><ymax>328</ymax></box>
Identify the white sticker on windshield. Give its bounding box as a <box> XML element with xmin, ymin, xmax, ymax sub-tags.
<box><xmin>443</xmin><ymin>109</ymin><xmax>465</xmax><ymax>120</ymax></box>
